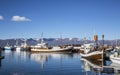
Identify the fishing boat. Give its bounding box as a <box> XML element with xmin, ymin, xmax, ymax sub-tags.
<box><xmin>31</xmin><ymin>46</ymin><xmax>73</xmax><ymax>52</ymax></box>
<box><xmin>110</xmin><ymin>51</ymin><xmax>120</xmax><ymax>64</ymax></box>
<box><xmin>80</xmin><ymin>43</ymin><xmax>103</xmax><ymax>60</ymax></box>
<box><xmin>31</xmin><ymin>33</ymin><xmax>73</xmax><ymax>52</ymax></box>
<box><xmin>31</xmin><ymin>38</ymin><xmax>73</xmax><ymax>52</ymax></box>
<box><xmin>80</xmin><ymin>35</ymin><xmax>103</xmax><ymax>60</ymax></box>
<box><xmin>4</xmin><ymin>42</ymin><xmax>11</xmax><ymax>50</ymax></box>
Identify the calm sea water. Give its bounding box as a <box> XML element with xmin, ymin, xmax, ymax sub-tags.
<box><xmin>0</xmin><ymin>51</ymin><xmax>119</xmax><ymax>75</ymax></box>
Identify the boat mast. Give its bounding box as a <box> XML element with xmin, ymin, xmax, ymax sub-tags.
<box><xmin>102</xmin><ymin>34</ymin><xmax>104</xmax><ymax>69</ymax></box>
<box><xmin>16</xmin><ymin>39</ymin><xmax>18</xmax><ymax>47</ymax></box>
<box><xmin>102</xmin><ymin>35</ymin><xmax>104</xmax><ymax>48</ymax></box>
<box><xmin>84</xmin><ymin>33</ymin><xmax>87</xmax><ymax>44</ymax></box>
<box><xmin>41</xmin><ymin>32</ymin><xmax>44</xmax><ymax>44</ymax></box>
<box><xmin>89</xmin><ymin>37</ymin><xmax>91</xmax><ymax>43</ymax></box>
<box><xmin>116</xmin><ymin>39</ymin><xmax>117</xmax><ymax>47</ymax></box>
<box><xmin>6</xmin><ymin>39</ymin><xmax>10</xmax><ymax>47</ymax></box>
<box><xmin>60</xmin><ymin>33</ymin><xmax>62</xmax><ymax>46</ymax></box>
<box><xmin>23</xmin><ymin>39</ymin><xmax>27</xmax><ymax>48</ymax></box>
<box><xmin>6</xmin><ymin>42</ymin><xmax>9</xmax><ymax>46</ymax></box>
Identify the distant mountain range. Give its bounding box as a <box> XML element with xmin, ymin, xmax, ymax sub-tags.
<box><xmin>0</xmin><ymin>38</ymin><xmax>119</xmax><ymax>47</ymax></box>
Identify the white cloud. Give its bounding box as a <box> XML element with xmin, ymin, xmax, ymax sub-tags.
<box><xmin>12</xmin><ymin>15</ymin><xmax>31</xmax><ymax>22</ymax></box>
<box><xmin>0</xmin><ymin>16</ymin><xmax>3</xmax><ymax>20</ymax></box>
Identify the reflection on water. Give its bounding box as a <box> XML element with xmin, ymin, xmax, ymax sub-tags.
<box><xmin>31</xmin><ymin>53</ymin><xmax>49</xmax><ymax>69</ymax></box>
<box><xmin>1</xmin><ymin>51</ymin><xmax>79</xmax><ymax>75</ymax></box>
<box><xmin>30</xmin><ymin>53</ymin><xmax>75</xmax><ymax>69</ymax></box>
<box><xmin>81</xmin><ymin>57</ymin><xmax>120</xmax><ymax>75</ymax></box>
<box><xmin>3</xmin><ymin>50</ymin><xmax>30</xmax><ymax>62</ymax></box>
<box><xmin>110</xmin><ymin>63</ymin><xmax>120</xmax><ymax>74</ymax></box>
<box><xmin>0</xmin><ymin>51</ymin><xmax>119</xmax><ymax>75</ymax></box>
<box><xmin>81</xmin><ymin>58</ymin><xmax>103</xmax><ymax>75</ymax></box>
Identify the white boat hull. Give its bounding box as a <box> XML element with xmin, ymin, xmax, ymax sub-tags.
<box><xmin>80</xmin><ymin>51</ymin><xmax>103</xmax><ymax>60</ymax></box>
<box><xmin>110</xmin><ymin>54</ymin><xmax>120</xmax><ymax>64</ymax></box>
<box><xmin>4</xmin><ymin>47</ymin><xmax>11</xmax><ymax>50</ymax></box>
<box><xmin>16</xmin><ymin>47</ymin><xmax>21</xmax><ymax>52</ymax></box>
<box><xmin>31</xmin><ymin>46</ymin><xmax>73</xmax><ymax>52</ymax></box>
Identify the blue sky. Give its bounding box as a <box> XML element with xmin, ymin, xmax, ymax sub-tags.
<box><xmin>0</xmin><ymin>0</ymin><xmax>120</xmax><ymax>39</ymax></box>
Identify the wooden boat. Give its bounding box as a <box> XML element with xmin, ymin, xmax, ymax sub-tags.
<box><xmin>80</xmin><ymin>35</ymin><xmax>103</xmax><ymax>60</ymax></box>
<box><xmin>80</xmin><ymin>51</ymin><xmax>103</xmax><ymax>60</ymax></box>
<box><xmin>80</xmin><ymin>43</ymin><xmax>103</xmax><ymax>60</ymax></box>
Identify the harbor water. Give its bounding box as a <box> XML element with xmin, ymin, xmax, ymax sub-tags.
<box><xmin>0</xmin><ymin>51</ymin><xmax>119</xmax><ymax>75</ymax></box>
